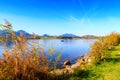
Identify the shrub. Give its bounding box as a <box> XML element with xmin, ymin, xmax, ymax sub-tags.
<box><xmin>88</xmin><ymin>32</ymin><xmax>120</xmax><ymax>63</ymax></box>
<box><xmin>103</xmin><ymin>32</ymin><xmax>120</xmax><ymax>49</ymax></box>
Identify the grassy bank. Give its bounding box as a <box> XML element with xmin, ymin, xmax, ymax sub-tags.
<box><xmin>68</xmin><ymin>44</ymin><xmax>120</xmax><ymax>80</ymax></box>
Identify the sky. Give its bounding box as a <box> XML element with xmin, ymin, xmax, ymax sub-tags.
<box><xmin>0</xmin><ymin>0</ymin><xmax>120</xmax><ymax>36</ymax></box>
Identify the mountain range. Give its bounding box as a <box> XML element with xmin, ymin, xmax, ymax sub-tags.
<box><xmin>0</xmin><ymin>30</ymin><xmax>32</xmax><ymax>38</ymax></box>
<box><xmin>0</xmin><ymin>30</ymin><xmax>97</xmax><ymax>39</ymax></box>
<box><xmin>60</xmin><ymin>33</ymin><xmax>79</xmax><ymax>38</ymax></box>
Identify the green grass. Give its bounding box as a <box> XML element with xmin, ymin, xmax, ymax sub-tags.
<box><xmin>68</xmin><ymin>44</ymin><xmax>120</xmax><ymax>80</ymax></box>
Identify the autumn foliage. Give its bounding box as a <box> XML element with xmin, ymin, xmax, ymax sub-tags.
<box><xmin>89</xmin><ymin>32</ymin><xmax>120</xmax><ymax>63</ymax></box>
<box><xmin>0</xmin><ymin>33</ymin><xmax>53</xmax><ymax>80</ymax></box>
<box><xmin>0</xmin><ymin>20</ymin><xmax>63</xmax><ymax>80</ymax></box>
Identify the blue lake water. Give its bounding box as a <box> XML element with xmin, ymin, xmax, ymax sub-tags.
<box><xmin>0</xmin><ymin>39</ymin><xmax>95</xmax><ymax>67</ymax></box>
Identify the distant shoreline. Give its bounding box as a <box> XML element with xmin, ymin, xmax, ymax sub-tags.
<box><xmin>27</xmin><ymin>37</ymin><xmax>98</xmax><ymax>40</ymax></box>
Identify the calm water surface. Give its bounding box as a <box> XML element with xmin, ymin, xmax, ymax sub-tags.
<box><xmin>0</xmin><ymin>39</ymin><xmax>95</xmax><ymax>67</ymax></box>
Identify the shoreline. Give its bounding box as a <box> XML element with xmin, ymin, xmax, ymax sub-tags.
<box><xmin>50</xmin><ymin>54</ymin><xmax>92</xmax><ymax>75</ymax></box>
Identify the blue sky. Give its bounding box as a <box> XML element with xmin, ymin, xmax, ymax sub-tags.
<box><xmin>0</xmin><ymin>0</ymin><xmax>120</xmax><ymax>36</ymax></box>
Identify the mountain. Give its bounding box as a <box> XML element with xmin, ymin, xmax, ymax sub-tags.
<box><xmin>16</xmin><ymin>30</ymin><xmax>31</xmax><ymax>38</ymax></box>
<box><xmin>0</xmin><ymin>30</ymin><xmax>32</xmax><ymax>38</ymax></box>
<box><xmin>61</xmin><ymin>33</ymin><xmax>78</xmax><ymax>38</ymax></box>
<box><xmin>43</xmin><ymin>34</ymin><xmax>50</xmax><ymax>37</ymax></box>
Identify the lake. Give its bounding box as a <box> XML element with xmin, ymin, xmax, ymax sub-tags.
<box><xmin>0</xmin><ymin>39</ymin><xmax>95</xmax><ymax>67</ymax></box>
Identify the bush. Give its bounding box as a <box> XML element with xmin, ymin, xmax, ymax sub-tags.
<box><xmin>88</xmin><ymin>32</ymin><xmax>120</xmax><ymax>63</ymax></box>
<box><xmin>104</xmin><ymin>32</ymin><xmax>120</xmax><ymax>49</ymax></box>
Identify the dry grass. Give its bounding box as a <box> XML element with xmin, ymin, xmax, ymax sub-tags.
<box><xmin>0</xmin><ymin>33</ymin><xmax>53</xmax><ymax>80</ymax></box>
<box><xmin>0</xmin><ymin>21</ymin><xmax>63</xmax><ymax>80</ymax></box>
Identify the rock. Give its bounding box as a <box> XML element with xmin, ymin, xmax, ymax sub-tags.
<box><xmin>65</xmin><ymin>65</ymin><xmax>71</xmax><ymax>69</ymax></box>
<box><xmin>80</xmin><ymin>55</ymin><xmax>86</xmax><ymax>62</ymax></box>
<box><xmin>63</xmin><ymin>60</ymin><xmax>71</xmax><ymax>66</ymax></box>
<box><xmin>80</xmin><ymin>55</ymin><xmax>91</xmax><ymax>63</ymax></box>
<box><xmin>80</xmin><ymin>55</ymin><xmax>84</xmax><ymax>58</ymax></box>
<box><xmin>87</xmin><ymin>58</ymin><xmax>91</xmax><ymax>63</ymax></box>
<box><xmin>71</xmin><ymin>62</ymin><xmax>80</xmax><ymax>69</ymax></box>
<box><xmin>50</xmin><ymin>55</ymin><xmax>94</xmax><ymax>76</ymax></box>
<box><xmin>64</xmin><ymin>68</ymin><xmax>74</xmax><ymax>74</ymax></box>
<box><xmin>50</xmin><ymin>68</ymin><xmax>73</xmax><ymax>75</ymax></box>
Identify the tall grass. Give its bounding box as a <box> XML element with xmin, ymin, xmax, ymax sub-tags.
<box><xmin>0</xmin><ymin>21</ymin><xmax>63</xmax><ymax>80</ymax></box>
<box><xmin>0</xmin><ymin>32</ymin><xmax>53</xmax><ymax>80</ymax></box>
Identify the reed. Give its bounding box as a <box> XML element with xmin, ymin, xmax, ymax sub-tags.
<box><xmin>0</xmin><ymin>21</ymin><xmax>63</xmax><ymax>80</ymax></box>
<box><xmin>0</xmin><ymin>32</ymin><xmax>53</xmax><ymax>80</ymax></box>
